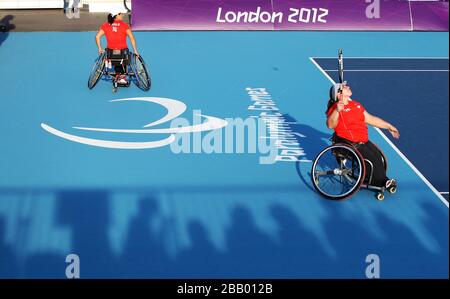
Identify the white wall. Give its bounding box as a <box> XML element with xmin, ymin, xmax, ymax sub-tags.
<box><xmin>87</xmin><ymin>0</ymin><xmax>131</xmax><ymax>13</ymax></box>
<box><xmin>0</xmin><ymin>1</ymin><xmax>64</xmax><ymax>9</ymax></box>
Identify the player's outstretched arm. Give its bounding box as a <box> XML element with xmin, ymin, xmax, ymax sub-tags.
<box><xmin>364</xmin><ymin>111</ymin><xmax>400</xmax><ymax>139</ymax></box>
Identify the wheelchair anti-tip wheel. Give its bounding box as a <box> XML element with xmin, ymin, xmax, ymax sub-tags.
<box><xmin>130</xmin><ymin>53</ymin><xmax>151</xmax><ymax>91</ymax></box>
<box><xmin>311</xmin><ymin>143</ymin><xmax>366</xmax><ymax>200</ymax></box>
<box><xmin>88</xmin><ymin>52</ymin><xmax>106</xmax><ymax>89</ymax></box>
<box><xmin>388</xmin><ymin>186</ymin><xmax>397</xmax><ymax>194</ymax></box>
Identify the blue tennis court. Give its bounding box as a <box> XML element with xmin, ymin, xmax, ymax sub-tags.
<box><xmin>0</xmin><ymin>31</ymin><xmax>448</xmax><ymax>278</ymax></box>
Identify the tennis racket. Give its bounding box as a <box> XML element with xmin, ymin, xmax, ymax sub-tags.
<box><xmin>338</xmin><ymin>48</ymin><xmax>344</xmax><ymax>84</ymax></box>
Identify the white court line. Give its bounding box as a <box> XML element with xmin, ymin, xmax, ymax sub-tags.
<box><xmin>374</xmin><ymin>128</ymin><xmax>449</xmax><ymax>208</ymax></box>
<box><xmin>312</xmin><ymin>57</ymin><xmax>449</xmax><ymax>59</ymax></box>
<box><xmin>323</xmin><ymin>69</ymin><xmax>449</xmax><ymax>72</ymax></box>
<box><xmin>441</xmin><ymin>192</ymin><xmax>449</xmax><ymax>195</ymax></box>
<box><xmin>309</xmin><ymin>57</ymin><xmax>449</xmax><ymax>208</ymax></box>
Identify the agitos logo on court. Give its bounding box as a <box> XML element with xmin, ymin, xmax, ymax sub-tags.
<box><xmin>41</xmin><ymin>97</ymin><xmax>229</xmax><ymax>150</ymax></box>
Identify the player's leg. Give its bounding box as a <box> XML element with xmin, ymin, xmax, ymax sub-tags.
<box><xmin>358</xmin><ymin>141</ymin><xmax>389</xmax><ymax>187</ymax></box>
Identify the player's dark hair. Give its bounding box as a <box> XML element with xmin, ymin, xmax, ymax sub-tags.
<box><xmin>326</xmin><ymin>85</ymin><xmax>343</xmax><ymax>114</ymax></box>
<box><xmin>326</xmin><ymin>98</ymin><xmax>336</xmax><ymax>115</ymax></box>
<box><xmin>107</xmin><ymin>13</ymin><xmax>115</xmax><ymax>24</ymax></box>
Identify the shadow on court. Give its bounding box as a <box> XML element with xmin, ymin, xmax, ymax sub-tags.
<box><xmin>0</xmin><ymin>185</ymin><xmax>447</xmax><ymax>278</ymax></box>
<box><xmin>281</xmin><ymin>114</ymin><xmax>332</xmax><ymax>193</ymax></box>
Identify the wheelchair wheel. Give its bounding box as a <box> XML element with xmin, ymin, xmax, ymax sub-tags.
<box><xmin>130</xmin><ymin>54</ymin><xmax>151</xmax><ymax>91</ymax></box>
<box><xmin>88</xmin><ymin>52</ymin><xmax>106</xmax><ymax>89</ymax></box>
<box><xmin>311</xmin><ymin>143</ymin><xmax>366</xmax><ymax>200</ymax></box>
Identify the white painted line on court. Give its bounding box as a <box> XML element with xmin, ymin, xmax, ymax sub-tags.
<box><xmin>323</xmin><ymin>69</ymin><xmax>449</xmax><ymax>72</ymax></box>
<box><xmin>309</xmin><ymin>57</ymin><xmax>449</xmax><ymax>208</ymax></box>
<box><xmin>309</xmin><ymin>57</ymin><xmax>336</xmax><ymax>84</ymax></box>
<box><xmin>312</xmin><ymin>57</ymin><xmax>449</xmax><ymax>59</ymax></box>
<box><xmin>374</xmin><ymin>127</ymin><xmax>449</xmax><ymax>207</ymax></box>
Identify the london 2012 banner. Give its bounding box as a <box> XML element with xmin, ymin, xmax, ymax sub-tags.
<box><xmin>130</xmin><ymin>0</ymin><xmax>449</xmax><ymax>31</ymax></box>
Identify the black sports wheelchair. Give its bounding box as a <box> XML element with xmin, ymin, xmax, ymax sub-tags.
<box><xmin>88</xmin><ymin>48</ymin><xmax>151</xmax><ymax>92</ymax></box>
<box><xmin>311</xmin><ymin>134</ymin><xmax>397</xmax><ymax>201</ymax></box>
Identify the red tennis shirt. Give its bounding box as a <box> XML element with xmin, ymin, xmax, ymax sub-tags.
<box><xmin>100</xmin><ymin>21</ymin><xmax>130</xmax><ymax>50</ymax></box>
<box><xmin>327</xmin><ymin>100</ymin><xmax>368</xmax><ymax>143</ymax></box>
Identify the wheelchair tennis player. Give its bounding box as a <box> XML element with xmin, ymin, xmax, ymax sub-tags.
<box><xmin>95</xmin><ymin>8</ymin><xmax>139</xmax><ymax>85</ymax></box>
<box><xmin>326</xmin><ymin>82</ymin><xmax>400</xmax><ymax>191</ymax></box>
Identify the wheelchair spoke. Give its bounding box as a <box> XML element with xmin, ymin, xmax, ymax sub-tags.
<box><xmin>311</xmin><ymin>143</ymin><xmax>364</xmax><ymax>200</ymax></box>
<box><xmin>343</xmin><ymin>173</ymin><xmax>356</xmax><ymax>184</ymax></box>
